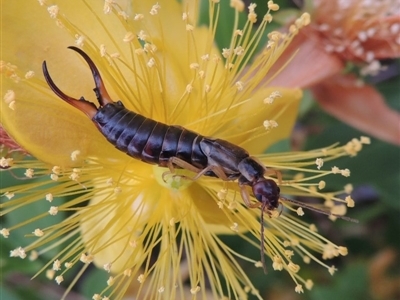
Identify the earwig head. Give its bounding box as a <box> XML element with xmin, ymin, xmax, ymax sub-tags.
<box><xmin>252</xmin><ymin>178</ymin><xmax>280</xmax><ymax>211</ymax></box>
<box><xmin>42</xmin><ymin>46</ymin><xmax>114</xmax><ymax>119</ymax></box>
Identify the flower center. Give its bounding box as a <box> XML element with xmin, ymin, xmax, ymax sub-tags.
<box><xmin>152</xmin><ymin>165</ymin><xmax>194</xmax><ymax>191</ymax></box>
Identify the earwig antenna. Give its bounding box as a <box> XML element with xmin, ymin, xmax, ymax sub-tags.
<box><xmin>260</xmin><ymin>201</ymin><xmax>268</xmax><ymax>274</ymax></box>
<box><xmin>279</xmin><ymin>196</ymin><xmax>359</xmax><ymax>223</ymax></box>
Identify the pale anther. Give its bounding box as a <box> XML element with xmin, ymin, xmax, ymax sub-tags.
<box><xmin>268</xmin><ymin>1</ymin><xmax>279</xmax><ymax>11</ymax></box>
<box><xmin>235</xmin><ymin>81</ymin><xmax>244</xmax><ymax>91</ymax></box>
<box><xmin>4</xmin><ymin>192</ymin><xmax>14</xmax><ymax>199</ymax></box>
<box><xmin>46</xmin><ymin>269</ymin><xmax>55</xmax><ymax>280</ymax></box>
<box><xmin>0</xmin><ymin>228</ymin><xmax>10</xmax><ymax>238</ymax></box>
<box><xmin>24</xmin><ymin>168</ymin><xmax>34</xmax><ymax>178</ymax></box>
<box><xmin>230</xmin><ymin>0</ymin><xmax>245</xmax><ymax>12</ymax></box>
<box><xmin>344</xmin><ymin>183</ymin><xmax>353</xmax><ymax>194</ymax></box>
<box><xmin>147</xmin><ymin>58</ymin><xmax>155</xmax><ymax>68</ymax></box>
<box><xmin>48</xmin><ymin>206</ymin><xmax>59</xmax><ymax>216</ymax></box>
<box><xmin>33</xmin><ymin>229</ymin><xmax>44</xmax><ymax>237</ymax></box>
<box><xmin>29</xmin><ymin>251</ymin><xmax>38</xmax><ymax>261</ymax></box>
<box><xmin>138</xmin><ymin>30</ymin><xmax>147</xmax><ymax>41</ymax></box>
<box><xmin>25</xmin><ymin>71</ymin><xmax>35</xmax><ymax>79</ymax></box>
<box><xmin>123</xmin><ymin>32</ymin><xmax>135</xmax><ymax>43</ymax></box>
<box><xmin>150</xmin><ymin>3</ymin><xmax>161</xmax><ymax>15</ymax></box>
<box><xmin>107</xmin><ymin>276</ymin><xmax>115</xmax><ymax>286</ymax></box>
<box><xmin>318</xmin><ymin>181</ymin><xmax>326</xmax><ymax>190</ymax></box>
<box><xmin>295</xmin><ymin>284</ymin><xmax>304</xmax><ymax>294</ymax></box>
<box><xmin>4</xmin><ymin>90</ymin><xmax>15</xmax><ymax>104</ymax></box>
<box><xmin>103</xmin><ymin>263</ymin><xmax>112</xmax><ymax>272</ymax></box>
<box><xmin>315</xmin><ymin>158</ymin><xmax>323</xmax><ymax>169</ymax></box>
<box><xmin>190</xmin><ymin>286</ymin><xmax>200</xmax><ymax>294</ymax></box>
<box><xmin>296</xmin><ymin>207</ymin><xmax>304</xmax><ymax>216</ymax></box>
<box><xmin>305</xmin><ymin>280</ymin><xmax>313</xmax><ymax>290</ymax></box>
<box><xmin>288</xmin><ymin>262</ymin><xmax>300</xmax><ymax>273</ymax></box>
<box><xmin>345</xmin><ymin>196</ymin><xmax>354</xmax><ymax>207</ymax></box>
<box><xmin>10</xmin><ymin>247</ymin><xmax>26</xmax><ymax>259</ymax></box>
<box><xmin>93</xmin><ymin>294</ymin><xmax>102</xmax><ymax>300</ymax></box>
<box><xmin>230</xmin><ymin>222</ymin><xmax>239</xmax><ymax>232</ymax></box>
<box><xmin>53</xmin><ymin>259</ymin><xmax>61</xmax><ymax>271</ymax></box>
<box><xmin>75</xmin><ymin>35</ymin><xmax>85</xmax><ymax>47</ymax></box>
<box><xmin>70</xmin><ymin>150</ymin><xmax>80</xmax><ymax>161</ymax></box>
<box><xmin>328</xmin><ymin>265</ymin><xmax>336</xmax><ymax>275</ymax></box>
<box><xmin>186</xmin><ymin>84</ymin><xmax>193</xmax><ymax>93</ymax></box>
<box><xmin>55</xmin><ymin>275</ymin><xmax>64</xmax><ymax>284</ymax></box>
<box><xmin>47</xmin><ymin>5</ymin><xmax>59</xmax><ymax>18</ymax></box>
<box><xmin>134</xmin><ymin>14</ymin><xmax>144</xmax><ymax>21</ymax></box>
<box><xmin>137</xmin><ymin>274</ymin><xmax>145</xmax><ymax>283</ymax></box>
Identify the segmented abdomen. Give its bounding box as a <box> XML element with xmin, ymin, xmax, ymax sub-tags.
<box><xmin>93</xmin><ymin>102</ymin><xmax>208</xmax><ymax>169</ymax></box>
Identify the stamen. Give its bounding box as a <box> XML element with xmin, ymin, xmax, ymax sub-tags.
<box><xmin>70</xmin><ymin>150</ymin><xmax>80</xmax><ymax>161</ymax></box>
<box><xmin>0</xmin><ymin>157</ymin><xmax>14</xmax><ymax>168</ymax></box>
<box><xmin>25</xmin><ymin>71</ymin><xmax>35</xmax><ymax>79</ymax></box>
<box><xmin>33</xmin><ymin>229</ymin><xmax>44</xmax><ymax>237</ymax></box>
<box><xmin>190</xmin><ymin>286</ymin><xmax>200</xmax><ymax>294</ymax></box>
<box><xmin>46</xmin><ymin>193</ymin><xmax>54</xmax><ymax>202</ymax></box>
<box><xmin>55</xmin><ymin>275</ymin><xmax>64</xmax><ymax>284</ymax></box>
<box><xmin>53</xmin><ymin>259</ymin><xmax>61</xmax><ymax>271</ymax></box>
<box><xmin>3</xmin><ymin>90</ymin><xmax>16</xmax><ymax>110</ymax></box>
<box><xmin>123</xmin><ymin>32</ymin><xmax>135</xmax><ymax>43</ymax></box>
<box><xmin>0</xmin><ymin>228</ymin><xmax>10</xmax><ymax>238</ymax></box>
<box><xmin>295</xmin><ymin>284</ymin><xmax>304</xmax><ymax>293</ymax></box>
<box><xmin>103</xmin><ymin>262</ymin><xmax>112</xmax><ymax>272</ymax></box>
<box><xmin>150</xmin><ymin>3</ymin><xmax>161</xmax><ymax>15</ymax></box>
<box><xmin>4</xmin><ymin>192</ymin><xmax>15</xmax><ymax>199</ymax></box>
<box><xmin>10</xmin><ymin>247</ymin><xmax>26</xmax><ymax>258</ymax></box>
<box><xmin>47</xmin><ymin>5</ymin><xmax>59</xmax><ymax>18</ymax></box>
<box><xmin>48</xmin><ymin>206</ymin><xmax>58</xmax><ymax>216</ymax></box>
<box><xmin>315</xmin><ymin>158</ymin><xmax>324</xmax><ymax>169</ymax></box>
<box><xmin>24</xmin><ymin>168</ymin><xmax>34</xmax><ymax>178</ymax></box>
<box><xmin>107</xmin><ymin>276</ymin><xmax>115</xmax><ymax>286</ymax></box>
<box><xmin>46</xmin><ymin>270</ymin><xmax>55</xmax><ymax>280</ymax></box>
<box><xmin>137</xmin><ymin>274</ymin><xmax>145</xmax><ymax>283</ymax></box>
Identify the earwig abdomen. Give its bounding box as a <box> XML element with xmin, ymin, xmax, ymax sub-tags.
<box><xmin>142</xmin><ymin>123</ymin><xmax>169</xmax><ymax>164</ymax></box>
<box><xmin>93</xmin><ymin>101</ymin><xmax>209</xmax><ymax>168</ymax></box>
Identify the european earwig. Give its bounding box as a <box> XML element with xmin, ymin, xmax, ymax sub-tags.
<box><xmin>42</xmin><ymin>47</ymin><xmax>357</xmax><ymax>273</ymax></box>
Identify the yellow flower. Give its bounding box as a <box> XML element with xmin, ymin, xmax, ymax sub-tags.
<box><xmin>1</xmin><ymin>1</ymin><xmax>366</xmax><ymax>299</ymax></box>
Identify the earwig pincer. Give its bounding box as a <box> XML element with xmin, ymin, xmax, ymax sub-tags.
<box><xmin>42</xmin><ymin>47</ymin><xmax>357</xmax><ymax>272</ymax></box>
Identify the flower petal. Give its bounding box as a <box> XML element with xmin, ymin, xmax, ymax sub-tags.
<box><xmin>312</xmin><ymin>74</ymin><xmax>400</xmax><ymax>146</ymax></box>
<box><xmin>236</xmin><ymin>88</ymin><xmax>302</xmax><ymax>153</ymax></box>
<box><xmin>267</xmin><ymin>27</ymin><xmax>344</xmax><ymax>88</ymax></box>
<box><xmin>1</xmin><ymin>1</ymin><xmax>129</xmax><ymax>166</ymax></box>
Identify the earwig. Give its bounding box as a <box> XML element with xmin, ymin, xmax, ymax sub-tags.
<box><xmin>42</xmin><ymin>47</ymin><xmax>357</xmax><ymax>273</ymax></box>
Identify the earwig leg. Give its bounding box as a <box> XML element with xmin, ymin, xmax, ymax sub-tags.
<box><xmin>163</xmin><ymin>157</ymin><xmax>231</xmax><ymax>183</ymax></box>
<box><xmin>277</xmin><ymin>202</ymin><xmax>283</xmax><ymax>216</ymax></box>
<box><xmin>162</xmin><ymin>157</ymin><xmax>202</xmax><ymax>182</ymax></box>
<box><xmin>265</xmin><ymin>169</ymin><xmax>282</xmax><ymax>185</ymax></box>
<box><xmin>239</xmin><ymin>183</ymin><xmax>262</xmax><ymax>209</ymax></box>
<box><xmin>192</xmin><ymin>165</ymin><xmax>229</xmax><ymax>181</ymax></box>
